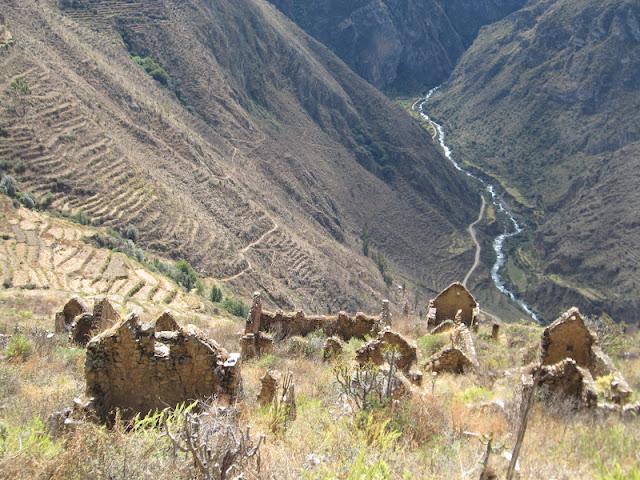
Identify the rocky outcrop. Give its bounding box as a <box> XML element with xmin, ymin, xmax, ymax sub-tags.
<box><xmin>85</xmin><ymin>313</ymin><xmax>241</xmax><ymax>421</ymax></box>
<box><xmin>356</xmin><ymin>328</ymin><xmax>417</xmax><ymax>373</ymax></box>
<box><xmin>268</xmin><ymin>0</ymin><xmax>526</xmax><ymax>92</ymax></box>
<box><xmin>0</xmin><ymin>14</ymin><xmax>12</xmax><ymax>47</ymax></box>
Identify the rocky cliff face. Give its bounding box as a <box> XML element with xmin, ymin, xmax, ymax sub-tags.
<box><xmin>268</xmin><ymin>0</ymin><xmax>526</xmax><ymax>92</ymax></box>
<box><xmin>431</xmin><ymin>0</ymin><xmax>640</xmax><ymax>322</ymax></box>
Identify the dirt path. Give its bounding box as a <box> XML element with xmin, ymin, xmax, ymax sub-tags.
<box><xmin>463</xmin><ymin>195</ymin><xmax>486</xmax><ymax>287</ymax></box>
<box><xmin>219</xmin><ymin>221</ymin><xmax>278</xmax><ymax>282</ymax></box>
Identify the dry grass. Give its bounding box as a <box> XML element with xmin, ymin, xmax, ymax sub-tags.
<box><xmin>1</xmin><ymin>310</ymin><xmax>639</xmax><ymax>479</ymax></box>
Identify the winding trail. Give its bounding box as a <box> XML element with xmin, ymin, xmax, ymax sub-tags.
<box><xmin>414</xmin><ymin>88</ymin><xmax>540</xmax><ymax>323</ymax></box>
<box><xmin>463</xmin><ymin>195</ymin><xmax>486</xmax><ymax>288</ymax></box>
<box><xmin>219</xmin><ymin>220</ymin><xmax>279</xmax><ymax>282</ymax></box>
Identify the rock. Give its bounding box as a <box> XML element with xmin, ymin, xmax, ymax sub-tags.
<box><xmin>260</xmin><ymin>309</ymin><xmax>379</xmax><ymax>341</ymax></box>
<box><xmin>85</xmin><ymin>312</ymin><xmax>241</xmax><ymax>421</ymax></box>
<box><xmin>536</xmin><ymin>359</ymin><xmax>598</xmax><ymax>408</ymax></box>
<box><xmin>355</xmin><ymin>328</ymin><xmax>417</xmax><ymax>373</ymax></box>
<box><xmin>54</xmin><ymin>297</ymin><xmax>89</xmax><ymax>334</ymax></box>
<box><xmin>322</xmin><ymin>336</ymin><xmax>344</xmax><ymax>361</ymax></box>
<box><xmin>491</xmin><ymin>323</ymin><xmax>500</xmax><ymax>340</ymax></box>
<box><xmin>427</xmin><ymin>282</ymin><xmax>479</xmax><ymax>330</ymax></box>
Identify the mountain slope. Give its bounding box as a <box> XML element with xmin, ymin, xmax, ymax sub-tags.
<box><xmin>267</xmin><ymin>0</ymin><xmax>526</xmax><ymax>93</ymax></box>
<box><xmin>0</xmin><ymin>0</ymin><xmax>479</xmax><ymax>313</ymax></box>
<box><xmin>430</xmin><ymin>0</ymin><xmax>640</xmax><ymax>322</ymax></box>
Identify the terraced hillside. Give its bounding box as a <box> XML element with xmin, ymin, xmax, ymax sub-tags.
<box><xmin>0</xmin><ymin>0</ymin><xmax>479</xmax><ymax>313</ymax></box>
<box><xmin>0</xmin><ymin>197</ymin><xmax>205</xmax><ymax>321</ymax></box>
<box><xmin>430</xmin><ymin>0</ymin><xmax>640</xmax><ymax>322</ymax></box>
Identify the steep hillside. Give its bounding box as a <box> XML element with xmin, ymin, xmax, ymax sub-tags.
<box><xmin>0</xmin><ymin>0</ymin><xmax>479</xmax><ymax>313</ymax></box>
<box><xmin>267</xmin><ymin>0</ymin><xmax>526</xmax><ymax>93</ymax></box>
<box><xmin>430</xmin><ymin>0</ymin><xmax>640</xmax><ymax>322</ymax></box>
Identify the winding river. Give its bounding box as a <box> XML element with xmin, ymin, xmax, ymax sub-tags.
<box><xmin>414</xmin><ymin>88</ymin><xmax>540</xmax><ymax>323</ymax></box>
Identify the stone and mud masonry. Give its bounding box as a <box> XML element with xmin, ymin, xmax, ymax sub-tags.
<box><xmin>45</xmin><ymin>284</ymin><xmax>638</xmax><ymax>437</ymax></box>
<box><xmin>522</xmin><ymin>307</ymin><xmax>638</xmax><ymax>414</ymax></box>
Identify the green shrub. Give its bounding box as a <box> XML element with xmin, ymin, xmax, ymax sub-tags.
<box><xmin>39</xmin><ymin>192</ymin><xmax>54</xmax><ymax>209</ymax></box>
<box><xmin>0</xmin><ymin>175</ymin><xmax>17</xmax><ymax>198</ymax></box>
<box><xmin>132</xmin><ymin>55</ymin><xmax>170</xmax><ymax>85</ymax></box>
<box><xmin>5</xmin><ymin>334</ymin><xmax>33</xmax><ymax>361</ymax></box>
<box><xmin>123</xmin><ymin>224</ymin><xmax>139</xmax><ymax>242</ymax></box>
<box><xmin>222</xmin><ymin>297</ymin><xmax>248</xmax><ymax>318</ymax></box>
<box><xmin>210</xmin><ymin>285</ymin><xmax>223</xmax><ymax>303</ymax></box>
<box><xmin>70</xmin><ymin>210</ymin><xmax>90</xmax><ymax>225</ymax></box>
<box><xmin>10</xmin><ymin>78</ymin><xmax>31</xmax><ymax>95</ymax></box>
<box><xmin>175</xmin><ymin>259</ymin><xmax>198</xmax><ymax>292</ymax></box>
<box><xmin>454</xmin><ymin>386</ymin><xmax>493</xmax><ymax>405</ymax></box>
<box><xmin>18</xmin><ymin>192</ymin><xmax>35</xmax><ymax>209</ymax></box>
<box><xmin>416</xmin><ymin>334</ymin><xmax>447</xmax><ymax>357</ymax></box>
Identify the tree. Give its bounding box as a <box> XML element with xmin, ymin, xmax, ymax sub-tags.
<box><xmin>210</xmin><ymin>285</ymin><xmax>223</xmax><ymax>303</ymax></box>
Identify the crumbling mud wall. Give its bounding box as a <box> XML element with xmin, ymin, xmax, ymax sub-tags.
<box><xmin>541</xmin><ymin>308</ymin><xmax>595</xmax><ymax>367</ymax></box>
<box><xmin>55</xmin><ymin>297</ymin><xmax>89</xmax><ymax>333</ymax></box>
<box><xmin>356</xmin><ymin>329</ymin><xmax>417</xmax><ymax>373</ymax></box>
<box><xmin>534</xmin><ymin>307</ymin><xmax>633</xmax><ymax>407</ymax></box>
<box><xmin>427</xmin><ymin>282</ymin><xmax>479</xmax><ymax>328</ymax></box>
<box><xmin>85</xmin><ymin>312</ymin><xmax>241</xmax><ymax>421</ymax></box>
<box><xmin>424</xmin><ymin>324</ymin><xmax>479</xmax><ymax>374</ymax></box>
<box><xmin>260</xmin><ymin>310</ymin><xmax>380</xmax><ymax>341</ymax></box>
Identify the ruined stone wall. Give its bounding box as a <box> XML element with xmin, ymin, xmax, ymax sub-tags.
<box><xmin>431</xmin><ymin>284</ymin><xmax>478</xmax><ymax>326</ymax></box>
<box><xmin>260</xmin><ymin>310</ymin><xmax>379</xmax><ymax>341</ymax></box>
<box><xmin>85</xmin><ymin>313</ymin><xmax>241</xmax><ymax>420</ymax></box>
<box><xmin>541</xmin><ymin>308</ymin><xmax>595</xmax><ymax>368</ymax></box>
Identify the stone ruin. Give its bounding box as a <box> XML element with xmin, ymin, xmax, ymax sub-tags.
<box><xmin>55</xmin><ymin>297</ymin><xmax>121</xmax><ymax>346</ymax></box>
<box><xmin>55</xmin><ymin>297</ymin><xmax>89</xmax><ymax>333</ymax></box>
<box><xmin>259</xmin><ymin>307</ymin><xmax>380</xmax><ymax>341</ymax></box>
<box><xmin>355</xmin><ymin>328</ymin><xmax>423</xmax><ymax>390</ymax></box>
<box><xmin>322</xmin><ymin>336</ymin><xmax>344</xmax><ymax>361</ymax></box>
<box><xmin>84</xmin><ymin>311</ymin><xmax>241</xmax><ymax>421</ymax></box>
<box><xmin>529</xmin><ymin>307</ymin><xmax>633</xmax><ymax>407</ymax></box>
<box><xmin>257</xmin><ymin>370</ymin><xmax>279</xmax><ymax>407</ymax></box>
<box><xmin>381</xmin><ymin>299</ymin><xmax>392</xmax><ymax>328</ymax></box>
<box><xmin>425</xmin><ymin>323</ymin><xmax>479</xmax><ymax>374</ymax></box>
<box><xmin>356</xmin><ymin>328</ymin><xmax>418</xmax><ymax>374</ymax></box>
<box><xmin>240</xmin><ymin>292</ymin><xmax>274</xmax><ymax>359</ymax></box>
<box><xmin>427</xmin><ymin>282</ymin><xmax>479</xmax><ymax>330</ymax></box>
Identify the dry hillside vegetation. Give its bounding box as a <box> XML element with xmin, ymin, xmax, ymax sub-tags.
<box><xmin>1</xmin><ymin>285</ymin><xmax>639</xmax><ymax>478</ymax></box>
<box><xmin>0</xmin><ymin>0</ymin><xmax>479</xmax><ymax>314</ymax></box>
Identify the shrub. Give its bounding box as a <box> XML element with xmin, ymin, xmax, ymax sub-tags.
<box><xmin>71</xmin><ymin>210</ymin><xmax>90</xmax><ymax>225</ymax></box>
<box><xmin>361</xmin><ymin>229</ymin><xmax>370</xmax><ymax>257</ymax></box>
<box><xmin>0</xmin><ymin>175</ymin><xmax>17</xmax><ymax>198</ymax></box>
<box><xmin>417</xmin><ymin>334</ymin><xmax>447</xmax><ymax>358</ymax></box>
<box><xmin>10</xmin><ymin>78</ymin><xmax>31</xmax><ymax>95</ymax></box>
<box><xmin>123</xmin><ymin>224</ymin><xmax>139</xmax><ymax>242</ymax></box>
<box><xmin>18</xmin><ymin>192</ymin><xmax>35</xmax><ymax>209</ymax></box>
<box><xmin>175</xmin><ymin>259</ymin><xmax>198</xmax><ymax>292</ymax></box>
<box><xmin>132</xmin><ymin>56</ymin><xmax>170</xmax><ymax>85</ymax></box>
<box><xmin>39</xmin><ymin>192</ymin><xmax>54</xmax><ymax>209</ymax></box>
<box><xmin>222</xmin><ymin>297</ymin><xmax>249</xmax><ymax>318</ymax></box>
<box><xmin>5</xmin><ymin>334</ymin><xmax>33</xmax><ymax>361</ymax></box>
<box><xmin>210</xmin><ymin>285</ymin><xmax>223</xmax><ymax>303</ymax></box>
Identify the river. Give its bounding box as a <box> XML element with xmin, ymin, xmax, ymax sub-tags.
<box><xmin>414</xmin><ymin>88</ymin><xmax>540</xmax><ymax>323</ymax></box>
